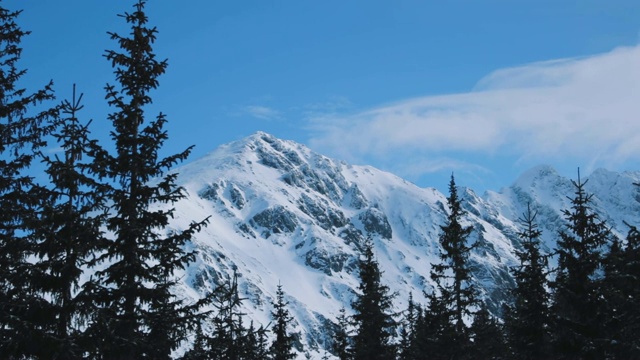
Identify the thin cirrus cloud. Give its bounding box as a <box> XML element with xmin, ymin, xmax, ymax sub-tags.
<box><xmin>307</xmin><ymin>45</ymin><xmax>640</xmax><ymax>177</ymax></box>
<box><xmin>244</xmin><ymin>105</ymin><xmax>282</xmax><ymax>121</ymax></box>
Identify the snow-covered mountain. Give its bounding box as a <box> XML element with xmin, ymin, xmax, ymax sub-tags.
<box><xmin>166</xmin><ymin>131</ymin><xmax>640</xmax><ymax>358</ymax></box>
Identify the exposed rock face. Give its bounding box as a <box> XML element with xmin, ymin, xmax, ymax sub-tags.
<box><xmin>170</xmin><ymin>132</ymin><xmax>640</xmax><ymax>358</ymax></box>
<box><xmin>358</xmin><ymin>207</ymin><xmax>392</xmax><ymax>240</ymax></box>
<box><xmin>251</xmin><ymin>205</ymin><xmax>299</xmax><ymax>237</ymax></box>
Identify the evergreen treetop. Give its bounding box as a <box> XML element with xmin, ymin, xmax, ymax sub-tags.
<box><xmin>468</xmin><ymin>302</ymin><xmax>506</xmax><ymax>359</ymax></box>
<box><xmin>430</xmin><ymin>174</ymin><xmax>477</xmax><ymax>335</ymax></box>
<box><xmin>81</xmin><ymin>1</ymin><xmax>208</xmax><ymax>357</ymax></box>
<box><xmin>351</xmin><ymin>235</ymin><xmax>396</xmax><ymax>360</ymax></box>
<box><xmin>551</xmin><ymin>170</ymin><xmax>610</xmax><ymax>359</ymax></box>
<box><xmin>31</xmin><ymin>85</ymin><xmax>110</xmax><ymax>358</ymax></box>
<box><xmin>505</xmin><ymin>203</ymin><xmax>551</xmax><ymax>359</ymax></box>
<box><xmin>0</xmin><ymin>4</ymin><xmax>57</xmax><ymax>357</ymax></box>
<box><xmin>332</xmin><ymin>306</ymin><xmax>352</xmax><ymax>360</ymax></box>
<box><xmin>270</xmin><ymin>283</ymin><xmax>296</xmax><ymax>360</ymax></box>
<box><xmin>601</xmin><ymin>217</ymin><xmax>640</xmax><ymax>358</ymax></box>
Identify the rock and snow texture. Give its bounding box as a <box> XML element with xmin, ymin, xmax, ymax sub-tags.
<box><xmin>167</xmin><ymin>131</ymin><xmax>640</xmax><ymax>358</ymax></box>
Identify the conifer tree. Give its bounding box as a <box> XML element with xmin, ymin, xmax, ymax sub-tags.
<box><xmin>270</xmin><ymin>283</ymin><xmax>296</xmax><ymax>360</ymax></box>
<box><xmin>413</xmin><ymin>291</ymin><xmax>458</xmax><ymax>359</ymax></box>
<box><xmin>244</xmin><ymin>321</ymin><xmax>269</xmax><ymax>360</ymax></box>
<box><xmin>182</xmin><ymin>274</ymin><xmax>265</xmax><ymax>360</ymax></box>
<box><xmin>208</xmin><ymin>273</ymin><xmax>247</xmax><ymax>359</ymax></box>
<box><xmin>550</xmin><ymin>170</ymin><xmax>609</xmax><ymax>359</ymax></box>
<box><xmin>0</xmin><ymin>4</ymin><xmax>57</xmax><ymax>357</ymax></box>
<box><xmin>82</xmin><ymin>1</ymin><xmax>208</xmax><ymax>357</ymax></box>
<box><xmin>351</xmin><ymin>236</ymin><xmax>396</xmax><ymax>360</ymax></box>
<box><xmin>601</xmin><ymin>222</ymin><xmax>640</xmax><ymax>358</ymax></box>
<box><xmin>504</xmin><ymin>204</ymin><xmax>550</xmax><ymax>359</ymax></box>
<box><xmin>31</xmin><ymin>86</ymin><xmax>108</xmax><ymax>358</ymax></box>
<box><xmin>332</xmin><ymin>307</ymin><xmax>352</xmax><ymax>360</ymax></box>
<box><xmin>468</xmin><ymin>303</ymin><xmax>505</xmax><ymax>359</ymax></box>
<box><xmin>181</xmin><ymin>321</ymin><xmax>210</xmax><ymax>360</ymax></box>
<box><xmin>421</xmin><ymin>174</ymin><xmax>477</xmax><ymax>358</ymax></box>
<box><xmin>398</xmin><ymin>293</ymin><xmax>419</xmax><ymax>360</ymax></box>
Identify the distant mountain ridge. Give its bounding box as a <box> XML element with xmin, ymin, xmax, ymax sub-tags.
<box><xmin>167</xmin><ymin>131</ymin><xmax>640</xmax><ymax>358</ymax></box>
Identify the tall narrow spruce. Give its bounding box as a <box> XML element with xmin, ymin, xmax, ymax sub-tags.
<box><xmin>85</xmin><ymin>1</ymin><xmax>208</xmax><ymax>358</ymax></box>
<box><xmin>0</xmin><ymin>4</ymin><xmax>56</xmax><ymax>357</ymax></box>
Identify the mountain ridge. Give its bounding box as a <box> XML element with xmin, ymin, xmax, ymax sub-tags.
<box><xmin>168</xmin><ymin>131</ymin><xmax>640</xmax><ymax>358</ymax></box>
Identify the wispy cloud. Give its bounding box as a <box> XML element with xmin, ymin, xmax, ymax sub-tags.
<box><xmin>244</xmin><ymin>105</ymin><xmax>282</xmax><ymax>121</ymax></box>
<box><xmin>303</xmin><ymin>96</ymin><xmax>352</xmax><ymax>114</ymax></box>
<box><xmin>307</xmin><ymin>45</ymin><xmax>640</xmax><ymax>179</ymax></box>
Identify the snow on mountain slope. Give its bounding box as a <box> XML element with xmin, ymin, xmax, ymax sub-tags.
<box><xmin>166</xmin><ymin>132</ymin><xmax>640</xmax><ymax>358</ymax></box>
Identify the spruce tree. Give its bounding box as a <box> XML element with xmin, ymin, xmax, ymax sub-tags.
<box><xmin>601</xmin><ymin>223</ymin><xmax>640</xmax><ymax>358</ymax></box>
<box><xmin>244</xmin><ymin>321</ymin><xmax>269</xmax><ymax>360</ymax></box>
<box><xmin>181</xmin><ymin>321</ymin><xmax>210</xmax><ymax>360</ymax></box>
<box><xmin>270</xmin><ymin>283</ymin><xmax>296</xmax><ymax>360</ymax></box>
<box><xmin>421</xmin><ymin>174</ymin><xmax>477</xmax><ymax>358</ymax></box>
<box><xmin>0</xmin><ymin>4</ymin><xmax>57</xmax><ymax>357</ymax></box>
<box><xmin>468</xmin><ymin>303</ymin><xmax>506</xmax><ymax>359</ymax></box>
<box><xmin>413</xmin><ymin>291</ymin><xmax>458</xmax><ymax>359</ymax></box>
<box><xmin>332</xmin><ymin>307</ymin><xmax>352</xmax><ymax>360</ymax></box>
<box><xmin>550</xmin><ymin>170</ymin><xmax>609</xmax><ymax>359</ymax></box>
<box><xmin>31</xmin><ymin>86</ymin><xmax>108</xmax><ymax>358</ymax></box>
<box><xmin>183</xmin><ymin>274</ymin><xmax>265</xmax><ymax>360</ymax></box>
<box><xmin>504</xmin><ymin>203</ymin><xmax>550</xmax><ymax>359</ymax></box>
<box><xmin>83</xmin><ymin>1</ymin><xmax>208</xmax><ymax>357</ymax></box>
<box><xmin>351</xmin><ymin>236</ymin><xmax>396</xmax><ymax>360</ymax></box>
<box><xmin>208</xmin><ymin>273</ymin><xmax>247</xmax><ymax>359</ymax></box>
<box><xmin>398</xmin><ymin>293</ymin><xmax>418</xmax><ymax>360</ymax></box>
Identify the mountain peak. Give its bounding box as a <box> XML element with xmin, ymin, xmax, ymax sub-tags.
<box><xmin>513</xmin><ymin>164</ymin><xmax>559</xmax><ymax>188</ymax></box>
<box><xmin>166</xmin><ymin>134</ymin><xmax>640</xmax><ymax>358</ymax></box>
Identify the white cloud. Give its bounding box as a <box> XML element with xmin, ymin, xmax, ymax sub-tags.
<box><xmin>45</xmin><ymin>146</ymin><xmax>64</xmax><ymax>154</ymax></box>
<box><xmin>244</xmin><ymin>105</ymin><xmax>281</xmax><ymax>121</ymax></box>
<box><xmin>307</xmin><ymin>45</ymin><xmax>640</xmax><ymax>178</ymax></box>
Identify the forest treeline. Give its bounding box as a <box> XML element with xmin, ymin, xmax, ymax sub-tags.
<box><xmin>1</xmin><ymin>1</ymin><xmax>639</xmax><ymax>359</ymax></box>
<box><xmin>339</xmin><ymin>174</ymin><xmax>640</xmax><ymax>360</ymax></box>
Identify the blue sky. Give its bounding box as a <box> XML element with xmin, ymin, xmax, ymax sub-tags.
<box><xmin>14</xmin><ymin>1</ymin><xmax>640</xmax><ymax>193</ymax></box>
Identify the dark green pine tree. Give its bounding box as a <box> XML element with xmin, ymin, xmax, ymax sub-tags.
<box><xmin>181</xmin><ymin>321</ymin><xmax>210</xmax><ymax>360</ymax></box>
<box><xmin>550</xmin><ymin>170</ymin><xmax>609</xmax><ymax>359</ymax></box>
<box><xmin>422</xmin><ymin>174</ymin><xmax>477</xmax><ymax>358</ymax></box>
<box><xmin>31</xmin><ymin>86</ymin><xmax>109</xmax><ymax>358</ymax></box>
<box><xmin>244</xmin><ymin>321</ymin><xmax>269</xmax><ymax>360</ymax></box>
<box><xmin>270</xmin><ymin>283</ymin><xmax>296</xmax><ymax>360</ymax></box>
<box><xmin>83</xmin><ymin>1</ymin><xmax>208</xmax><ymax>358</ymax></box>
<box><xmin>398</xmin><ymin>293</ymin><xmax>419</xmax><ymax>360</ymax></box>
<box><xmin>351</xmin><ymin>236</ymin><xmax>397</xmax><ymax>360</ymax></box>
<box><xmin>468</xmin><ymin>303</ymin><xmax>506</xmax><ymax>359</ymax></box>
<box><xmin>0</xmin><ymin>4</ymin><xmax>57</xmax><ymax>358</ymax></box>
<box><xmin>183</xmin><ymin>273</ymin><xmax>265</xmax><ymax>360</ymax></box>
<box><xmin>504</xmin><ymin>203</ymin><xmax>551</xmax><ymax>359</ymax></box>
<box><xmin>601</xmin><ymin>221</ymin><xmax>640</xmax><ymax>358</ymax></box>
<box><xmin>208</xmin><ymin>273</ymin><xmax>247</xmax><ymax>360</ymax></box>
<box><xmin>332</xmin><ymin>307</ymin><xmax>352</xmax><ymax>360</ymax></box>
<box><xmin>413</xmin><ymin>290</ymin><xmax>457</xmax><ymax>359</ymax></box>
